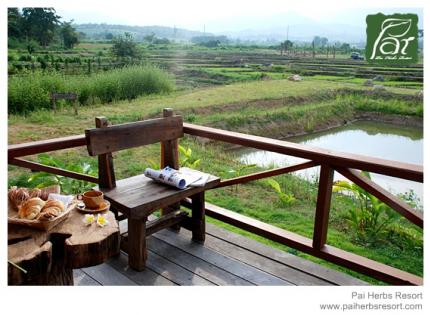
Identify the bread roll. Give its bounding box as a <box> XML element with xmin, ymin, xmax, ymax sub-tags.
<box><xmin>29</xmin><ymin>188</ymin><xmax>42</xmax><ymax>199</ymax></box>
<box><xmin>18</xmin><ymin>197</ymin><xmax>45</xmax><ymax>220</ymax></box>
<box><xmin>8</xmin><ymin>187</ymin><xmax>30</xmax><ymax>210</ymax></box>
<box><xmin>39</xmin><ymin>185</ymin><xmax>60</xmax><ymax>201</ymax></box>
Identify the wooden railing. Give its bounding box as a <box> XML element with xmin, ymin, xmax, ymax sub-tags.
<box><xmin>8</xmin><ymin>123</ymin><xmax>423</xmax><ymax>285</ymax></box>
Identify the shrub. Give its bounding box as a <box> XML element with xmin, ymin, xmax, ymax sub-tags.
<box><xmin>333</xmin><ymin>172</ymin><xmax>403</xmax><ymax>244</ymax></box>
<box><xmin>18</xmin><ymin>54</ymin><xmax>32</xmax><ymax>61</ymax></box>
<box><xmin>8</xmin><ymin>65</ymin><xmax>174</xmax><ymax>114</ymax></box>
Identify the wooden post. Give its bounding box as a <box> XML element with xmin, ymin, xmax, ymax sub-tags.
<box><xmin>312</xmin><ymin>41</ymin><xmax>315</xmax><ymax>59</ymax></box>
<box><xmin>160</xmin><ymin>108</ymin><xmax>181</xmax><ymax>230</ymax></box>
<box><xmin>191</xmin><ymin>191</ymin><xmax>205</xmax><ymax>242</ymax></box>
<box><xmin>313</xmin><ymin>164</ymin><xmax>334</xmax><ymax>249</ymax></box>
<box><xmin>51</xmin><ymin>94</ymin><xmax>57</xmax><ymax>113</ymax></box>
<box><xmin>160</xmin><ymin>108</ymin><xmax>179</xmax><ymax>170</ymax></box>
<box><xmin>127</xmin><ymin>217</ymin><xmax>147</xmax><ymax>271</ymax></box>
<box><xmin>73</xmin><ymin>98</ymin><xmax>78</xmax><ymax>115</ymax></box>
<box><xmin>95</xmin><ymin>117</ymin><xmax>116</xmax><ymax>189</ymax></box>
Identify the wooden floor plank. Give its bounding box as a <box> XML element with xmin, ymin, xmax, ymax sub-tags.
<box><xmin>205</xmin><ymin>223</ymin><xmax>368</xmax><ymax>286</ymax></box>
<box><xmin>73</xmin><ymin>269</ymin><xmax>101</xmax><ymax>286</ymax></box>
<box><xmin>203</xmin><ymin>232</ymin><xmax>331</xmax><ymax>285</ymax></box>
<box><xmin>153</xmin><ymin>228</ymin><xmax>292</xmax><ymax>285</ymax></box>
<box><xmin>107</xmin><ymin>252</ymin><xmax>177</xmax><ymax>286</ymax></box>
<box><xmin>148</xmin><ymin>236</ymin><xmax>255</xmax><ymax>286</ymax></box>
<box><xmin>146</xmin><ymin>249</ymin><xmax>216</xmax><ymax>285</ymax></box>
<box><xmin>81</xmin><ymin>263</ymin><xmax>138</xmax><ymax>286</ymax></box>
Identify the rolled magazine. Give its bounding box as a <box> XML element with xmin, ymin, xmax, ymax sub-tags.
<box><xmin>144</xmin><ymin>166</ymin><xmax>210</xmax><ymax>189</ymax></box>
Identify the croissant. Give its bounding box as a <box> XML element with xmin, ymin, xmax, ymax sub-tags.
<box><xmin>18</xmin><ymin>197</ymin><xmax>45</xmax><ymax>220</ymax></box>
<box><xmin>37</xmin><ymin>208</ymin><xmax>59</xmax><ymax>221</ymax></box>
<box><xmin>41</xmin><ymin>199</ymin><xmax>65</xmax><ymax>214</ymax></box>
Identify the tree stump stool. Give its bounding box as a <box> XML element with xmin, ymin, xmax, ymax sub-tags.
<box><xmin>8</xmin><ymin>205</ymin><xmax>120</xmax><ymax>285</ymax></box>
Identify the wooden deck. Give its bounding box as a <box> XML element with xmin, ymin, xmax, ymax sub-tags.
<box><xmin>74</xmin><ymin>221</ymin><xmax>368</xmax><ymax>286</ymax></box>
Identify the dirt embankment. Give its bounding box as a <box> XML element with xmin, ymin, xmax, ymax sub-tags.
<box><xmin>184</xmin><ymin>88</ymin><xmax>423</xmax><ymax>142</ymax></box>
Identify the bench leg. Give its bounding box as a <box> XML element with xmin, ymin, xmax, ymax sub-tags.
<box><xmin>127</xmin><ymin>217</ymin><xmax>147</xmax><ymax>271</ymax></box>
<box><xmin>191</xmin><ymin>192</ymin><xmax>205</xmax><ymax>243</ymax></box>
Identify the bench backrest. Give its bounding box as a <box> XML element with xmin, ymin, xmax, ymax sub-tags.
<box><xmin>85</xmin><ymin>108</ymin><xmax>182</xmax><ymax>189</ymax></box>
<box><xmin>85</xmin><ymin>116</ymin><xmax>183</xmax><ymax>156</ymax></box>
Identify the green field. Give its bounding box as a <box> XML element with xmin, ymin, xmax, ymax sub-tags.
<box><xmin>8</xmin><ymin>68</ymin><xmax>423</xmax><ymax>284</ymax></box>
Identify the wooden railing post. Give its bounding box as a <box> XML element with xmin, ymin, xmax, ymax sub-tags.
<box><xmin>312</xmin><ymin>164</ymin><xmax>334</xmax><ymax>249</ymax></box>
<box><xmin>95</xmin><ymin>117</ymin><xmax>116</xmax><ymax>189</ymax></box>
<box><xmin>160</xmin><ymin>108</ymin><xmax>180</xmax><ymax>229</ymax></box>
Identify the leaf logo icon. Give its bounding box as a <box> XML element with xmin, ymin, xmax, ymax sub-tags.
<box><xmin>382</xmin><ymin>18</ymin><xmax>412</xmax><ymax>37</ymax></box>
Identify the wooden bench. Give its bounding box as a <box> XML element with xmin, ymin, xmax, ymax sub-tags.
<box><xmin>85</xmin><ymin>108</ymin><xmax>220</xmax><ymax>270</ymax></box>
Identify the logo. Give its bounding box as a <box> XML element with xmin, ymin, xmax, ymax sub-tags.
<box><xmin>366</xmin><ymin>13</ymin><xmax>418</xmax><ymax>65</ymax></box>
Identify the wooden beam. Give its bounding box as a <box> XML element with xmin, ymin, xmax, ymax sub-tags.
<box><xmin>183</xmin><ymin>123</ymin><xmax>423</xmax><ymax>182</ymax></box>
<box><xmin>8</xmin><ymin>135</ymin><xmax>86</xmax><ymax>159</ymax></box>
<box><xmin>146</xmin><ymin>211</ymin><xmax>188</xmax><ymax>236</ymax></box>
<box><xmin>215</xmin><ymin>161</ymin><xmax>318</xmax><ymax>188</ymax></box>
<box><xmin>199</xmin><ymin>201</ymin><xmax>422</xmax><ymax>285</ymax></box>
<box><xmin>313</xmin><ymin>165</ymin><xmax>334</xmax><ymax>249</ymax></box>
<box><xmin>85</xmin><ymin>116</ymin><xmax>183</xmax><ymax>156</ymax></box>
<box><xmin>336</xmin><ymin>167</ymin><xmax>423</xmax><ymax>228</ymax></box>
<box><xmin>8</xmin><ymin>158</ymin><xmax>98</xmax><ymax>183</ymax></box>
<box><xmin>95</xmin><ymin>117</ymin><xmax>116</xmax><ymax>189</ymax></box>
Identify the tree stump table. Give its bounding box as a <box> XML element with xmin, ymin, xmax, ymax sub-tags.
<box><xmin>8</xmin><ymin>204</ymin><xmax>120</xmax><ymax>285</ymax></box>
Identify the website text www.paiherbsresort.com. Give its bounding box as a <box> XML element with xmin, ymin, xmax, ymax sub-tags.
<box><xmin>319</xmin><ymin>291</ymin><xmax>423</xmax><ymax>312</ymax></box>
<box><xmin>320</xmin><ymin>302</ymin><xmax>423</xmax><ymax>312</ymax></box>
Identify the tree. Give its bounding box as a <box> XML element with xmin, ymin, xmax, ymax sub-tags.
<box><xmin>313</xmin><ymin>36</ymin><xmax>328</xmax><ymax>47</ymax></box>
<box><xmin>143</xmin><ymin>33</ymin><xmax>155</xmax><ymax>43</ymax></box>
<box><xmin>340</xmin><ymin>43</ymin><xmax>351</xmax><ymax>53</ymax></box>
<box><xmin>61</xmin><ymin>21</ymin><xmax>79</xmax><ymax>49</ymax></box>
<box><xmin>111</xmin><ymin>32</ymin><xmax>141</xmax><ymax>59</ymax></box>
<box><xmin>8</xmin><ymin>8</ymin><xmax>23</xmax><ymax>39</ymax></box>
<box><xmin>280</xmin><ymin>40</ymin><xmax>293</xmax><ymax>55</ymax></box>
<box><xmin>105</xmin><ymin>32</ymin><xmax>114</xmax><ymax>40</ymax></box>
<box><xmin>22</xmin><ymin>8</ymin><xmax>61</xmax><ymax>47</ymax></box>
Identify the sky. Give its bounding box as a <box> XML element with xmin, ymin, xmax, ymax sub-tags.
<box><xmin>41</xmin><ymin>0</ymin><xmax>424</xmax><ymax>33</ymax></box>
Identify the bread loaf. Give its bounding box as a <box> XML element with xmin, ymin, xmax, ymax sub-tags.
<box><xmin>18</xmin><ymin>197</ymin><xmax>45</xmax><ymax>220</ymax></box>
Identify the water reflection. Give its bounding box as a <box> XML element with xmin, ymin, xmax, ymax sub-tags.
<box><xmin>237</xmin><ymin>121</ymin><xmax>423</xmax><ymax>202</ymax></box>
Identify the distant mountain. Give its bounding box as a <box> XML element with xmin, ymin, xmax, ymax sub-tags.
<box><xmin>74</xmin><ymin>23</ymin><xmax>210</xmax><ymax>41</ymax></box>
<box><xmin>218</xmin><ymin>24</ymin><xmax>365</xmax><ymax>44</ymax></box>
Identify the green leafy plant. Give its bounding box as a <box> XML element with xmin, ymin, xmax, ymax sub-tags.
<box><xmin>179</xmin><ymin>145</ymin><xmax>201</xmax><ymax>168</ymax></box>
<box><xmin>333</xmin><ymin>171</ymin><xmax>401</xmax><ymax>244</ymax></box>
<box><xmin>265</xmin><ymin>178</ymin><xmax>296</xmax><ymax>206</ymax></box>
<box><xmin>226</xmin><ymin>163</ymin><xmax>257</xmax><ymax>192</ymax></box>
<box><xmin>27</xmin><ymin>154</ymin><xmax>97</xmax><ymax>194</ymax></box>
